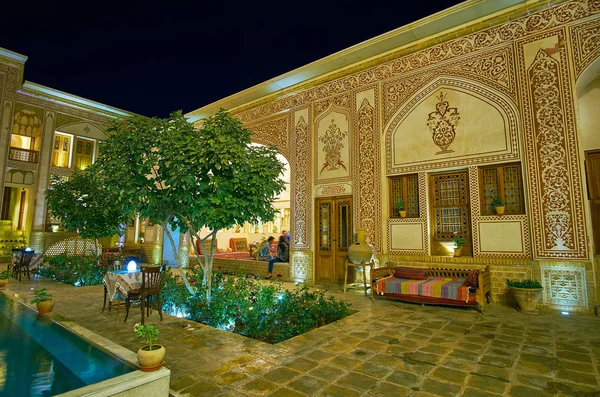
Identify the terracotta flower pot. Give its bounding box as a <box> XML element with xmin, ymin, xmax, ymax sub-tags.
<box><xmin>137</xmin><ymin>345</ymin><xmax>166</xmax><ymax>371</ymax></box>
<box><xmin>509</xmin><ymin>286</ymin><xmax>543</xmax><ymax>312</ymax></box>
<box><xmin>495</xmin><ymin>206</ymin><xmax>505</xmax><ymax>215</ymax></box>
<box><xmin>0</xmin><ymin>279</ymin><xmax>8</xmax><ymax>289</ymax></box>
<box><xmin>399</xmin><ymin>210</ymin><xmax>407</xmax><ymax>218</ymax></box>
<box><xmin>36</xmin><ymin>300</ymin><xmax>54</xmax><ymax>314</ymax></box>
<box><xmin>453</xmin><ymin>247</ymin><xmax>462</xmax><ymax>257</ymax></box>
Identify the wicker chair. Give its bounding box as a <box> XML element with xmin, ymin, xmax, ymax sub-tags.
<box><xmin>123</xmin><ymin>265</ymin><xmax>164</xmax><ymax>324</ymax></box>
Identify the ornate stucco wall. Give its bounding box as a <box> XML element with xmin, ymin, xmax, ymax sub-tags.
<box><xmin>227</xmin><ymin>0</ymin><xmax>600</xmax><ymax>312</ymax></box>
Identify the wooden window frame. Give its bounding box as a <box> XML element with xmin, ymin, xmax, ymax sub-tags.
<box><xmin>479</xmin><ymin>162</ymin><xmax>525</xmax><ymax>215</ymax></box>
<box><xmin>389</xmin><ymin>174</ymin><xmax>419</xmax><ymax>218</ymax></box>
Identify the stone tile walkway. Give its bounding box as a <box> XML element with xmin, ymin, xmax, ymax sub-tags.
<box><xmin>3</xmin><ymin>274</ymin><xmax>600</xmax><ymax>396</ymax></box>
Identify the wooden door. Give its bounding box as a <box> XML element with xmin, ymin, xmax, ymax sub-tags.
<box><xmin>315</xmin><ymin>197</ymin><xmax>352</xmax><ymax>284</ymax></box>
<box><xmin>429</xmin><ymin>171</ymin><xmax>472</xmax><ymax>256</ymax></box>
<box><xmin>52</xmin><ymin>134</ymin><xmax>70</xmax><ymax>167</ymax></box>
<box><xmin>74</xmin><ymin>138</ymin><xmax>94</xmax><ymax>170</ymax></box>
<box><xmin>585</xmin><ymin>150</ymin><xmax>600</xmax><ymax>256</ymax></box>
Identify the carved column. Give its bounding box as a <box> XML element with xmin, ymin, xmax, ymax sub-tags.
<box><xmin>32</xmin><ymin>110</ymin><xmax>56</xmax><ymax>232</ymax></box>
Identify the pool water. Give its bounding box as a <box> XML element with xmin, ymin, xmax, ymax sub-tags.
<box><xmin>0</xmin><ymin>294</ymin><xmax>136</xmax><ymax>396</ymax></box>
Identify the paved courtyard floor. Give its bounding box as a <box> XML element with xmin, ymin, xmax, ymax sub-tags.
<box><xmin>3</xmin><ymin>274</ymin><xmax>600</xmax><ymax>397</ymax></box>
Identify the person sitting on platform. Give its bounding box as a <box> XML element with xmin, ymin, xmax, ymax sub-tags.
<box><xmin>266</xmin><ymin>236</ymin><xmax>289</xmax><ymax>279</ymax></box>
<box><xmin>281</xmin><ymin>230</ymin><xmax>291</xmax><ymax>243</ymax></box>
<box><xmin>258</xmin><ymin>236</ymin><xmax>275</xmax><ymax>261</ymax></box>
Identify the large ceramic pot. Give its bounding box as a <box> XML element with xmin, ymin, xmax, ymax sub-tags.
<box><xmin>137</xmin><ymin>345</ymin><xmax>166</xmax><ymax>371</ymax></box>
<box><xmin>347</xmin><ymin>228</ymin><xmax>373</xmax><ymax>264</ymax></box>
<box><xmin>36</xmin><ymin>300</ymin><xmax>54</xmax><ymax>314</ymax></box>
<box><xmin>509</xmin><ymin>287</ymin><xmax>543</xmax><ymax>312</ymax></box>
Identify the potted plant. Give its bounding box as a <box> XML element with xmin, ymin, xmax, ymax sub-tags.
<box><xmin>492</xmin><ymin>197</ymin><xmax>505</xmax><ymax>215</ymax></box>
<box><xmin>506</xmin><ymin>279</ymin><xmax>543</xmax><ymax>312</ymax></box>
<box><xmin>453</xmin><ymin>231</ymin><xmax>464</xmax><ymax>257</ymax></box>
<box><xmin>394</xmin><ymin>199</ymin><xmax>406</xmax><ymax>218</ymax></box>
<box><xmin>135</xmin><ymin>324</ymin><xmax>165</xmax><ymax>371</ymax></box>
<box><xmin>31</xmin><ymin>288</ymin><xmax>54</xmax><ymax>314</ymax></box>
<box><xmin>0</xmin><ymin>268</ymin><xmax>10</xmax><ymax>289</ymax></box>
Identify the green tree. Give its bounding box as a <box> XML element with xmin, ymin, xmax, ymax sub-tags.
<box><xmin>45</xmin><ymin>167</ymin><xmax>128</xmax><ymax>258</ymax></box>
<box><xmin>96</xmin><ymin>109</ymin><xmax>285</xmax><ymax>300</ymax></box>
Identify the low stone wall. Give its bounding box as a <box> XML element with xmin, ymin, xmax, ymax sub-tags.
<box><xmin>191</xmin><ymin>256</ymin><xmax>291</xmax><ymax>281</ymax></box>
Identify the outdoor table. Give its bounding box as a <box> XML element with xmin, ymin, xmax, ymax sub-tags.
<box><xmin>103</xmin><ymin>269</ymin><xmax>142</xmax><ymax>302</ymax></box>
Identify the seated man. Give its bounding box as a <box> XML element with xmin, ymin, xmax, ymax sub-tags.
<box><xmin>258</xmin><ymin>236</ymin><xmax>275</xmax><ymax>261</ymax></box>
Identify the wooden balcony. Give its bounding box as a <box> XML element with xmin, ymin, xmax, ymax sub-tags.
<box><xmin>9</xmin><ymin>147</ymin><xmax>38</xmax><ymax>163</ymax></box>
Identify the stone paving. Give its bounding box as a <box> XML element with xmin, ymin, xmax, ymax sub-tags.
<box><xmin>3</xmin><ymin>274</ymin><xmax>600</xmax><ymax>396</ymax></box>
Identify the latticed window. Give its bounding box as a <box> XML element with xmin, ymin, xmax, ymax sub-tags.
<box><xmin>480</xmin><ymin>163</ymin><xmax>524</xmax><ymax>215</ymax></box>
<box><xmin>389</xmin><ymin>174</ymin><xmax>419</xmax><ymax>218</ymax></box>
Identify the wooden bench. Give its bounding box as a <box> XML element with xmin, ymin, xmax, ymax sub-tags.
<box><xmin>371</xmin><ymin>264</ymin><xmax>492</xmax><ymax>312</ymax></box>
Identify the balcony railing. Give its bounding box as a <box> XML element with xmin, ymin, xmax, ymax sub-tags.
<box><xmin>9</xmin><ymin>147</ymin><xmax>38</xmax><ymax>163</ymax></box>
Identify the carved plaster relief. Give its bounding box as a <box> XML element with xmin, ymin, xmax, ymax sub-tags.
<box><xmin>246</xmin><ymin>114</ymin><xmax>290</xmax><ymax>159</ymax></box>
<box><xmin>291</xmin><ymin>107</ymin><xmax>312</xmax><ymax>250</ymax></box>
<box><xmin>570</xmin><ymin>18</ymin><xmax>600</xmax><ymax>78</ymax></box>
<box><xmin>353</xmin><ymin>87</ymin><xmax>382</xmax><ymax>252</ymax></box>
<box><xmin>386</xmin><ymin>79</ymin><xmax>519</xmax><ymax>174</ymax></box>
<box><xmin>314</xmin><ymin>106</ymin><xmax>351</xmax><ymax>183</ymax></box>
<box><xmin>541</xmin><ymin>265</ymin><xmax>588</xmax><ymax>308</ymax></box>
<box><xmin>315</xmin><ymin>183</ymin><xmax>352</xmax><ymax>197</ymax></box>
<box><xmin>517</xmin><ymin>30</ymin><xmax>588</xmax><ymax>259</ymax></box>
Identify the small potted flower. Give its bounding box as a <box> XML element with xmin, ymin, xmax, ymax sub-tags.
<box><xmin>394</xmin><ymin>199</ymin><xmax>406</xmax><ymax>218</ymax></box>
<box><xmin>452</xmin><ymin>231</ymin><xmax>464</xmax><ymax>257</ymax></box>
<box><xmin>492</xmin><ymin>197</ymin><xmax>505</xmax><ymax>215</ymax></box>
<box><xmin>135</xmin><ymin>323</ymin><xmax>165</xmax><ymax>371</ymax></box>
<box><xmin>31</xmin><ymin>288</ymin><xmax>54</xmax><ymax>314</ymax></box>
<box><xmin>0</xmin><ymin>268</ymin><xmax>11</xmax><ymax>289</ymax></box>
<box><xmin>506</xmin><ymin>279</ymin><xmax>543</xmax><ymax>312</ymax></box>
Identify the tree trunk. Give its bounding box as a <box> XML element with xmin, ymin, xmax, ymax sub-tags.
<box><xmin>162</xmin><ymin>223</ymin><xmax>195</xmax><ymax>296</ymax></box>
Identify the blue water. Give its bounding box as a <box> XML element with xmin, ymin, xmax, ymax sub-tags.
<box><xmin>0</xmin><ymin>294</ymin><xmax>136</xmax><ymax>396</ymax></box>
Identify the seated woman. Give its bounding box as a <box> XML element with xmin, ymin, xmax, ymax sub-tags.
<box><xmin>258</xmin><ymin>236</ymin><xmax>275</xmax><ymax>261</ymax></box>
<box><xmin>266</xmin><ymin>236</ymin><xmax>289</xmax><ymax>279</ymax></box>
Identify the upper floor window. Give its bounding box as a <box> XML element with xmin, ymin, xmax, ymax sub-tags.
<box><xmin>479</xmin><ymin>163</ymin><xmax>525</xmax><ymax>215</ymax></box>
<box><xmin>51</xmin><ymin>133</ymin><xmax>95</xmax><ymax>170</ymax></box>
<box><xmin>389</xmin><ymin>174</ymin><xmax>419</xmax><ymax>218</ymax></box>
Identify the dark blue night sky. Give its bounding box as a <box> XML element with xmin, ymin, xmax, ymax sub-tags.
<box><xmin>1</xmin><ymin>1</ymin><xmax>460</xmax><ymax>117</ymax></box>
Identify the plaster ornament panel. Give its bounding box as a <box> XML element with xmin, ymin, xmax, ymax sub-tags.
<box><xmin>55</xmin><ymin>122</ymin><xmax>108</xmax><ymax>142</ymax></box>
<box><xmin>468</xmin><ymin>165</ymin><xmax>531</xmax><ymax>258</ymax></box>
<box><xmin>353</xmin><ymin>89</ymin><xmax>382</xmax><ymax>252</ymax></box>
<box><xmin>51</xmin><ymin>166</ymin><xmax>74</xmax><ymax>177</ymax></box>
<box><xmin>383</xmin><ymin>45</ymin><xmax>516</xmax><ymax>123</ymax></box>
<box><xmin>426</xmin><ymin>91</ymin><xmax>461</xmax><ymax>154</ymax></box>
<box><xmin>315</xmin><ymin>183</ymin><xmax>352</xmax><ymax>197</ymax></box>
<box><xmin>570</xmin><ymin>18</ymin><xmax>600</xmax><ymax>78</ymax></box>
<box><xmin>5</xmin><ymin>169</ymin><xmax>36</xmax><ymax>185</ymax></box>
<box><xmin>315</xmin><ymin>107</ymin><xmax>351</xmax><ymax>183</ymax></box>
<box><xmin>236</xmin><ymin>0</ymin><xmax>599</xmax><ymax>125</ymax></box>
<box><xmin>291</xmin><ymin>250</ymin><xmax>313</xmax><ymax>283</ymax></box>
<box><xmin>314</xmin><ymin>93</ymin><xmax>350</xmax><ymax>118</ymax></box>
<box><xmin>386</xmin><ymin>80</ymin><xmax>519</xmax><ymax>174</ymax></box>
<box><xmin>290</xmin><ymin>108</ymin><xmax>312</xmax><ymax>250</ymax></box>
<box><xmin>517</xmin><ymin>30</ymin><xmax>588</xmax><ymax>259</ymax></box>
<box><xmin>541</xmin><ymin>265</ymin><xmax>587</xmax><ymax>308</ymax></box>
<box><xmin>246</xmin><ymin>114</ymin><xmax>290</xmax><ymax>159</ymax></box>
<box><xmin>6</xmin><ymin>159</ymin><xmax>39</xmax><ymax>172</ymax></box>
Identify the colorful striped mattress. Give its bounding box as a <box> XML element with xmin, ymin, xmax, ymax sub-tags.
<box><xmin>375</xmin><ymin>276</ymin><xmax>473</xmax><ymax>302</ymax></box>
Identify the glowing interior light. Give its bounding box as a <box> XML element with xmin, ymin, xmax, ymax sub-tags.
<box><xmin>24</xmin><ymin>247</ymin><xmax>33</xmax><ymax>252</ymax></box>
<box><xmin>127</xmin><ymin>260</ymin><xmax>137</xmax><ymax>272</ymax></box>
<box><xmin>277</xmin><ymin>294</ymin><xmax>284</xmax><ymax>301</ymax></box>
<box><xmin>561</xmin><ymin>311</ymin><xmax>569</xmax><ymax>315</ymax></box>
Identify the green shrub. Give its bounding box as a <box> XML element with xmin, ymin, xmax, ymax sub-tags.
<box><xmin>38</xmin><ymin>254</ymin><xmax>108</xmax><ymax>286</ymax></box>
<box><xmin>161</xmin><ymin>268</ymin><xmax>351</xmax><ymax>343</ymax></box>
<box><xmin>506</xmin><ymin>279</ymin><xmax>542</xmax><ymax>289</ymax></box>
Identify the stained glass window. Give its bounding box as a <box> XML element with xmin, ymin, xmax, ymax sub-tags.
<box><xmin>480</xmin><ymin>163</ymin><xmax>524</xmax><ymax>215</ymax></box>
<box><xmin>389</xmin><ymin>174</ymin><xmax>419</xmax><ymax>218</ymax></box>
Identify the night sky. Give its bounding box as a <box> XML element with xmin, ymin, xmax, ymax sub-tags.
<box><xmin>1</xmin><ymin>1</ymin><xmax>461</xmax><ymax>118</ymax></box>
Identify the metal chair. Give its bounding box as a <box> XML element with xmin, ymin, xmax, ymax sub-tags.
<box><xmin>12</xmin><ymin>249</ymin><xmax>34</xmax><ymax>281</ymax></box>
<box><xmin>123</xmin><ymin>265</ymin><xmax>164</xmax><ymax>324</ymax></box>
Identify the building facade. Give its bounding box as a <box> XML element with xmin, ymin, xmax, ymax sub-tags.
<box><xmin>0</xmin><ymin>48</ymin><xmax>135</xmax><ymax>260</ymax></box>
<box><xmin>187</xmin><ymin>0</ymin><xmax>600</xmax><ymax>312</ymax></box>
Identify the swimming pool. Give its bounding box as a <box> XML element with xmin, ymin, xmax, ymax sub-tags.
<box><xmin>0</xmin><ymin>294</ymin><xmax>136</xmax><ymax>396</ymax></box>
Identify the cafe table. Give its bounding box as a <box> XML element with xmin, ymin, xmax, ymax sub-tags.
<box><xmin>102</xmin><ymin>264</ymin><xmax>161</xmax><ymax>319</ymax></box>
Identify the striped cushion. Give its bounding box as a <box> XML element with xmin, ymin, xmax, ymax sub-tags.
<box><xmin>377</xmin><ymin>276</ymin><xmax>471</xmax><ymax>301</ymax></box>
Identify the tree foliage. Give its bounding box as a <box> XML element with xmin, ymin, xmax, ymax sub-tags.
<box><xmin>45</xmin><ymin>167</ymin><xmax>128</xmax><ymax>256</ymax></box>
<box><xmin>95</xmin><ymin>109</ymin><xmax>285</xmax><ymax>300</ymax></box>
